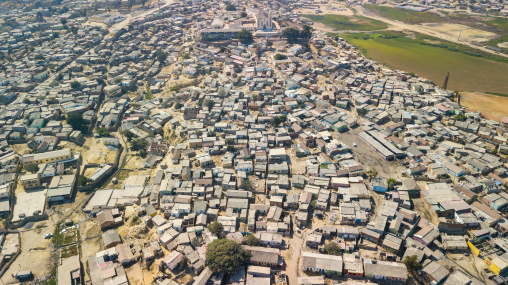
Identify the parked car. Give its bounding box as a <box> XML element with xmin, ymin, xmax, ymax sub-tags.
<box><xmin>44</xmin><ymin>233</ymin><xmax>53</xmax><ymax>239</ymax></box>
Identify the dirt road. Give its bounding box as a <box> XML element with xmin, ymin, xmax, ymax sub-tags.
<box><xmin>284</xmin><ymin>227</ymin><xmax>307</xmax><ymax>285</ymax></box>
<box><xmin>110</xmin><ymin>0</ymin><xmax>175</xmax><ymax>33</ymax></box>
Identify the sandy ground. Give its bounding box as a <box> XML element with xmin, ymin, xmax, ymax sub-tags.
<box><xmin>60</xmin><ymin>136</ymin><xmax>119</xmax><ymax>165</ymax></box>
<box><xmin>459</xmin><ymin>92</ymin><xmax>508</xmax><ymax>121</ymax></box>
<box><xmin>498</xmin><ymin>42</ymin><xmax>508</xmax><ymax>48</ymax></box>
<box><xmin>296</xmin><ymin>4</ymin><xmax>355</xmax><ymax>34</ymax></box>
<box><xmin>1</xmin><ymin>223</ymin><xmax>55</xmax><ymax>284</ymax></box>
<box><xmin>418</xmin><ymin>23</ymin><xmax>497</xmax><ymax>43</ymax></box>
<box><xmin>11</xmin><ymin>143</ymin><xmax>30</xmax><ymax>156</ymax></box>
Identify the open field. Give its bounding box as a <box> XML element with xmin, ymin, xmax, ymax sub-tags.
<box><xmin>482</xmin><ymin>17</ymin><xmax>508</xmax><ymax>52</ymax></box>
<box><xmin>363</xmin><ymin>4</ymin><xmax>444</xmax><ymax>24</ymax></box>
<box><xmin>362</xmin><ymin>4</ymin><xmax>508</xmax><ymax>53</ymax></box>
<box><xmin>459</xmin><ymin>92</ymin><xmax>508</xmax><ymax>121</ymax></box>
<box><xmin>301</xmin><ymin>14</ymin><xmax>388</xmax><ymax>31</ymax></box>
<box><xmin>419</xmin><ymin>23</ymin><xmax>497</xmax><ymax>43</ymax></box>
<box><xmin>341</xmin><ymin>32</ymin><xmax>508</xmax><ymax>94</ymax></box>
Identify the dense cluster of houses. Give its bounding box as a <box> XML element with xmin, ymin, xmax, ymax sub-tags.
<box><xmin>1</xmin><ymin>0</ymin><xmax>508</xmax><ymax>284</ymax></box>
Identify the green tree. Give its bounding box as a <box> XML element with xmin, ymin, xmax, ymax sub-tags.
<box><xmin>52</xmin><ymin>32</ymin><xmax>59</xmax><ymax>39</ymax></box>
<box><xmin>227</xmin><ymin>145</ymin><xmax>235</xmax><ymax>152</ymax></box>
<box><xmin>256</xmin><ymin>46</ymin><xmax>263</xmax><ymax>57</ymax></box>
<box><xmin>300</xmin><ymin>25</ymin><xmax>312</xmax><ymax>39</ymax></box>
<box><xmin>205</xmin><ymin>99</ymin><xmax>215</xmax><ymax>109</ymax></box>
<box><xmin>67</xmin><ymin>111</ymin><xmax>85</xmax><ymax>131</ymax></box>
<box><xmin>386</xmin><ymin>178</ymin><xmax>396</xmax><ymax>190</ymax></box>
<box><xmin>225</xmin><ymin>4</ymin><xmax>236</xmax><ymax>11</ymax></box>
<box><xmin>78</xmin><ymin>175</ymin><xmax>91</xmax><ymax>186</ymax></box>
<box><xmin>324</xmin><ymin>242</ymin><xmax>340</xmax><ymax>255</ymax></box>
<box><xmin>70</xmin><ymin>81</ymin><xmax>81</xmax><ymax>89</ymax></box>
<box><xmin>271</xmin><ymin>116</ymin><xmax>282</xmax><ymax>127</ymax></box>
<box><xmin>241</xmin><ymin>179</ymin><xmax>253</xmax><ymax>191</ymax></box>
<box><xmin>266</xmin><ymin>40</ymin><xmax>273</xmax><ymax>47</ymax></box>
<box><xmin>454</xmin><ymin>113</ymin><xmax>467</xmax><ymax>121</ymax></box>
<box><xmin>282</xmin><ymin>28</ymin><xmax>300</xmax><ymax>43</ymax></box>
<box><xmin>23</xmin><ymin>98</ymin><xmax>31</xmax><ymax>104</ymax></box>
<box><xmin>36</xmin><ymin>11</ymin><xmax>45</xmax><ymax>22</ymax></box>
<box><xmin>130</xmin><ymin>138</ymin><xmax>148</xmax><ymax>151</ymax></box>
<box><xmin>156</xmin><ymin>50</ymin><xmax>168</xmax><ymax>63</ymax></box>
<box><xmin>274</xmin><ymin>53</ymin><xmax>287</xmax><ymax>60</ymax></box>
<box><xmin>238</xmin><ymin>28</ymin><xmax>253</xmax><ymax>44</ymax></box>
<box><xmin>244</xmin><ymin>234</ymin><xmax>260</xmax><ymax>246</ymax></box>
<box><xmin>271</xmin><ymin>115</ymin><xmax>287</xmax><ymax>127</ymax></box>
<box><xmin>24</xmin><ymin>163</ymin><xmax>39</xmax><ymax>173</ymax></box>
<box><xmin>208</xmin><ymin>221</ymin><xmax>224</xmax><ymax>237</ymax></box>
<box><xmin>34</xmin><ymin>54</ymin><xmax>45</xmax><ymax>60</ymax></box>
<box><xmin>124</xmin><ymin>130</ymin><xmax>135</xmax><ymax>141</ymax></box>
<box><xmin>366</xmin><ymin>170</ymin><xmax>378</xmax><ymax>181</ymax></box>
<box><xmin>205</xmin><ymin>239</ymin><xmax>251</xmax><ymax>275</ymax></box>
<box><xmin>240</xmin><ymin>11</ymin><xmax>247</xmax><ymax>17</ymax></box>
<box><xmin>96</xmin><ymin>128</ymin><xmax>110</xmax><ymax>137</ymax></box>
<box><xmin>403</xmin><ymin>255</ymin><xmax>421</xmax><ymax>273</ymax></box>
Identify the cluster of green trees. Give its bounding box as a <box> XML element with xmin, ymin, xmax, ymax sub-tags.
<box><xmin>271</xmin><ymin>115</ymin><xmax>287</xmax><ymax>127</ymax></box>
<box><xmin>130</xmin><ymin>138</ymin><xmax>148</xmax><ymax>157</ymax></box>
<box><xmin>281</xmin><ymin>25</ymin><xmax>313</xmax><ymax>43</ymax></box>
<box><xmin>238</xmin><ymin>29</ymin><xmax>253</xmax><ymax>44</ymax></box>
<box><xmin>66</xmin><ymin>111</ymin><xmax>87</xmax><ymax>132</ymax></box>
<box><xmin>206</xmin><ymin>221</ymin><xmax>252</xmax><ymax>274</ymax></box>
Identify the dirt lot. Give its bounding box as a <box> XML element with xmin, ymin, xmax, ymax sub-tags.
<box><xmin>11</xmin><ymin>143</ymin><xmax>30</xmax><ymax>156</ymax></box>
<box><xmin>333</xmin><ymin>127</ymin><xmax>403</xmax><ymax>179</ymax></box>
<box><xmin>459</xmin><ymin>91</ymin><xmax>508</xmax><ymax>121</ymax></box>
<box><xmin>60</xmin><ymin>136</ymin><xmax>119</xmax><ymax>165</ymax></box>
<box><xmin>1</xmin><ymin>222</ymin><xmax>55</xmax><ymax>284</ymax></box>
<box><xmin>412</xmin><ymin>197</ymin><xmax>439</xmax><ymax>225</ymax></box>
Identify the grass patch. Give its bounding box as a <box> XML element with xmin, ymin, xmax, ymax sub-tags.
<box><xmin>301</xmin><ymin>14</ymin><xmax>388</xmax><ymax>31</ymax></box>
<box><xmin>145</xmin><ymin>83</ymin><xmax>152</xmax><ymax>100</ymax></box>
<box><xmin>51</xmin><ymin>223</ymin><xmax>64</xmax><ymax>247</ymax></box>
<box><xmin>61</xmin><ymin>245</ymin><xmax>79</xmax><ymax>259</ymax></box>
<box><xmin>485</xmin><ymin>92</ymin><xmax>508</xmax><ymax>98</ymax></box>
<box><xmin>482</xmin><ymin>17</ymin><xmax>508</xmax><ymax>53</ymax></box>
<box><xmin>341</xmin><ymin>31</ymin><xmax>508</xmax><ymax>94</ymax></box>
<box><xmin>117</xmin><ymin>169</ymin><xmax>131</xmax><ymax>180</ymax></box>
<box><xmin>363</xmin><ymin>4</ymin><xmax>444</xmax><ymax>24</ymax></box>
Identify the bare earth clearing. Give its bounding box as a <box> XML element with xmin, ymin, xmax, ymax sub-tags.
<box><xmin>459</xmin><ymin>92</ymin><xmax>508</xmax><ymax>121</ymax></box>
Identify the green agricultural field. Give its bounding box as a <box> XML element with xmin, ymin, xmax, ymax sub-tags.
<box><xmin>301</xmin><ymin>14</ymin><xmax>388</xmax><ymax>31</ymax></box>
<box><xmin>362</xmin><ymin>4</ymin><xmax>444</xmax><ymax>24</ymax></box>
<box><xmin>340</xmin><ymin>32</ymin><xmax>508</xmax><ymax>94</ymax></box>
